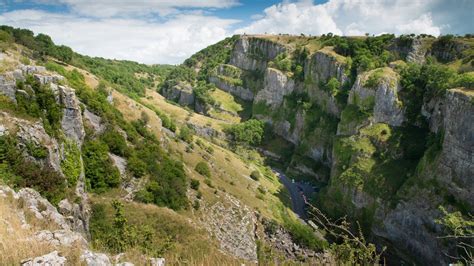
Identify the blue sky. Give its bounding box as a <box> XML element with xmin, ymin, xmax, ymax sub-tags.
<box><xmin>0</xmin><ymin>0</ymin><xmax>472</xmax><ymax>64</ymax></box>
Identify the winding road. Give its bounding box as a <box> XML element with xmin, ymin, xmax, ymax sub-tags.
<box><xmin>273</xmin><ymin>169</ymin><xmax>315</xmax><ymax>220</ymax></box>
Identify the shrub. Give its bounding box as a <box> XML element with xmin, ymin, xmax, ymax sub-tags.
<box><xmin>179</xmin><ymin>126</ymin><xmax>193</xmax><ymax>143</ymax></box>
<box><xmin>101</xmin><ymin>128</ymin><xmax>128</xmax><ymax>157</ymax></box>
<box><xmin>25</xmin><ymin>141</ymin><xmax>48</xmax><ymax>159</ymax></box>
<box><xmin>250</xmin><ymin>170</ymin><xmax>261</xmax><ymax>181</ymax></box>
<box><xmin>127</xmin><ymin>154</ymin><xmax>147</xmax><ymax>178</ymax></box>
<box><xmin>0</xmin><ymin>135</ymin><xmax>65</xmax><ymax>205</ymax></box>
<box><xmin>195</xmin><ymin>161</ymin><xmax>211</xmax><ymax>178</ymax></box>
<box><xmin>82</xmin><ymin>139</ymin><xmax>120</xmax><ymax>193</ymax></box>
<box><xmin>61</xmin><ymin>139</ymin><xmax>82</xmax><ymax>187</ymax></box>
<box><xmin>190</xmin><ymin>179</ymin><xmax>200</xmax><ymax>190</ymax></box>
<box><xmin>225</xmin><ymin>119</ymin><xmax>264</xmax><ymax>146</ymax></box>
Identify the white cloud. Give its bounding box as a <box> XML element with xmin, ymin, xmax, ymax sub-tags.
<box><xmin>234</xmin><ymin>0</ymin><xmax>465</xmax><ymax>37</ymax></box>
<box><xmin>0</xmin><ymin>10</ymin><xmax>238</xmax><ymax>64</ymax></box>
<box><xmin>19</xmin><ymin>0</ymin><xmax>240</xmax><ymax>17</ymax></box>
<box><xmin>236</xmin><ymin>1</ymin><xmax>341</xmax><ymax>35</ymax></box>
<box><xmin>397</xmin><ymin>14</ymin><xmax>441</xmax><ymax>36</ymax></box>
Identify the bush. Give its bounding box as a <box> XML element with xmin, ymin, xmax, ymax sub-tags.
<box><xmin>83</xmin><ymin>139</ymin><xmax>121</xmax><ymax>193</ymax></box>
<box><xmin>127</xmin><ymin>154</ymin><xmax>147</xmax><ymax>178</ymax></box>
<box><xmin>0</xmin><ymin>135</ymin><xmax>65</xmax><ymax>205</ymax></box>
<box><xmin>101</xmin><ymin>128</ymin><xmax>128</xmax><ymax>157</ymax></box>
<box><xmin>60</xmin><ymin>139</ymin><xmax>82</xmax><ymax>187</ymax></box>
<box><xmin>195</xmin><ymin>161</ymin><xmax>211</xmax><ymax>178</ymax></box>
<box><xmin>179</xmin><ymin>126</ymin><xmax>193</xmax><ymax>143</ymax></box>
<box><xmin>225</xmin><ymin>119</ymin><xmax>264</xmax><ymax>146</ymax></box>
<box><xmin>190</xmin><ymin>179</ymin><xmax>200</xmax><ymax>190</ymax></box>
<box><xmin>250</xmin><ymin>170</ymin><xmax>261</xmax><ymax>181</ymax></box>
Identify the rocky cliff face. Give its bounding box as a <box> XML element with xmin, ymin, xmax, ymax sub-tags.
<box><xmin>0</xmin><ymin>65</ymin><xmax>90</xmax><ymax>237</ymax></box>
<box><xmin>255</xmin><ymin>68</ymin><xmax>295</xmax><ymax>108</ymax></box>
<box><xmin>194</xmin><ymin>35</ymin><xmax>473</xmax><ymax>264</ymax></box>
<box><xmin>161</xmin><ymin>81</ymin><xmax>195</xmax><ymax>106</ymax></box>
<box><xmin>436</xmin><ymin>89</ymin><xmax>474</xmax><ymax>205</ymax></box>
<box><xmin>348</xmin><ymin>67</ymin><xmax>405</xmax><ymax>126</ymax></box>
<box><xmin>209</xmin><ymin>64</ymin><xmax>254</xmax><ymax>101</ymax></box>
<box><xmin>230</xmin><ymin>36</ymin><xmax>286</xmax><ymax>72</ymax></box>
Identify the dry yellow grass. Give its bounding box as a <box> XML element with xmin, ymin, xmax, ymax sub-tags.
<box><xmin>142</xmin><ymin>89</ymin><xmax>231</xmax><ymax>131</ymax></box>
<box><xmin>0</xmin><ymin>193</ymin><xmax>82</xmax><ymax>264</ymax></box>
<box><xmin>112</xmin><ymin>90</ymin><xmax>163</xmax><ymax>140</ymax></box>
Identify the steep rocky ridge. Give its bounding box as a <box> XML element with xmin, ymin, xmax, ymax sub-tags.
<box><xmin>159</xmin><ymin>34</ymin><xmax>474</xmax><ymax>264</ymax></box>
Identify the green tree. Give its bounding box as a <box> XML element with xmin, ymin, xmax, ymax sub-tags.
<box><xmin>225</xmin><ymin>119</ymin><xmax>264</xmax><ymax>146</ymax></box>
<box><xmin>83</xmin><ymin>140</ymin><xmax>120</xmax><ymax>192</ymax></box>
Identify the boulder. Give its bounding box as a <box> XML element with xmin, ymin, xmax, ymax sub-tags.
<box><xmin>21</xmin><ymin>251</ymin><xmax>66</xmax><ymax>266</ymax></box>
<box><xmin>81</xmin><ymin>250</ymin><xmax>112</xmax><ymax>266</ymax></box>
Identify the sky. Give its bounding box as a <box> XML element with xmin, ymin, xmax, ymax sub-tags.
<box><xmin>0</xmin><ymin>0</ymin><xmax>472</xmax><ymax>64</ymax></box>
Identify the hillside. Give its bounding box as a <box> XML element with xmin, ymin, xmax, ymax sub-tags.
<box><xmin>1</xmin><ymin>26</ymin><xmax>473</xmax><ymax>265</ymax></box>
<box><xmin>0</xmin><ymin>27</ymin><xmax>341</xmax><ymax>265</ymax></box>
<box><xmin>160</xmin><ymin>33</ymin><xmax>474</xmax><ymax>265</ymax></box>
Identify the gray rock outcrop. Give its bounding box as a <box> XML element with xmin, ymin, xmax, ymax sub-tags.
<box><xmin>255</xmin><ymin>68</ymin><xmax>295</xmax><ymax>108</ymax></box>
<box><xmin>230</xmin><ymin>36</ymin><xmax>286</xmax><ymax>72</ymax></box>
<box><xmin>21</xmin><ymin>251</ymin><xmax>67</xmax><ymax>266</ymax></box>
<box><xmin>162</xmin><ymin>82</ymin><xmax>195</xmax><ymax>106</ymax></box>
<box><xmin>348</xmin><ymin>68</ymin><xmax>405</xmax><ymax>126</ymax></box>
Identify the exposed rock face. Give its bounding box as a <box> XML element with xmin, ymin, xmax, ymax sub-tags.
<box><xmin>34</xmin><ymin>229</ymin><xmax>88</xmax><ymax>248</ymax></box>
<box><xmin>0</xmin><ymin>72</ymin><xmax>18</xmax><ymax>101</ymax></box>
<box><xmin>230</xmin><ymin>36</ymin><xmax>286</xmax><ymax>72</ymax></box>
<box><xmin>436</xmin><ymin>89</ymin><xmax>474</xmax><ymax>205</ymax></box>
<box><xmin>430</xmin><ymin>39</ymin><xmax>469</xmax><ymax>62</ymax></box>
<box><xmin>259</xmin><ymin>218</ymin><xmax>321</xmax><ymax>261</ymax></box>
<box><xmin>255</xmin><ymin>68</ymin><xmax>295</xmax><ymax>108</ymax></box>
<box><xmin>373</xmin><ymin>193</ymin><xmax>446</xmax><ymax>265</ymax></box>
<box><xmin>34</xmin><ymin>73</ymin><xmax>64</xmax><ymax>85</ymax></box>
<box><xmin>304</xmin><ymin>47</ymin><xmax>349</xmax><ymax>117</ymax></box>
<box><xmin>187</xmin><ymin>122</ymin><xmax>225</xmax><ymax>139</ymax></box>
<box><xmin>162</xmin><ymin>82</ymin><xmax>195</xmax><ymax>106</ymax></box>
<box><xmin>109</xmin><ymin>153</ymin><xmax>127</xmax><ymax>177</ymax></box>
<box><xmin>272</xmin><ymin>109</ymin><xmax>305</xmax><ymax>145</ymax></box>
<box><xmin>348</xmin><ymin>68</ymin><xmax>405</xmax><ymax>126</ymax></box>
<box><xmin>406</xmin><ymin>38</ymin><xmax>427</xmax><ymax>64</ymax></box>
<box><xmin>22</xmin><ymin>251</ymin><xmax>67</xmax><ymax>266</ymax></box>
<box><xmin>80</xmin><ymin>250</ymin><xmax>112</xmax><ymax>266</ymax></box>
<box><xmin>209</xmin><ymin>66</ymin><xmax>255</xmax><ymax>101</ymax></box>
<box><xmin>83</xmin><ymin>108</ymin><xmax>105</xmax><ymax>134</ymax></box>
<box><xmin>2</xmin><ymin>112</ymin><xmax>64</xmax><ymax>174</ymax></box>
<box><xmin>203</xmin><ymin>193</ymin><xmax>257</xmax><ymax>262</ymax></box>
<box><xmin>305</xmin><ymin>47</ymin><xmax>348</xmax><ymax>85</ymax></box>
<box><xmin>56</xmin><ymin>85</ymin><xmax>85</xmax><ymax>145</ymax></box>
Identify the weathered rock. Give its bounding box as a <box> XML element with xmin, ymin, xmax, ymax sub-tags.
<box><xmin>162</xmin><ymin>82</ymin><xmax>195</xmax><ymax>106</ymax></box>
<box><xmin>230</xmin><ymin>35</ymin><xmax>286</xmax><ymax>72</ymax></box>
<box><xmin>149</xmin><ymin>258</ymin><xmax>165</xmax><ymax>266</ymax></box>
<box><xmin>187</xmin><ymin>122</ymin><xmax>225</xmax><ymax>139</ymax></box>
<box><xmin>348</xmin><ymin>68</ymin><xmax>405</xmax><ymax>126</ymax></box>
<box><xmin>436</xmin><ymin>89</ymin><xmax>474</xmax><ymax>205</ymax></box>
<box><xmin>16</xmin><ymin>188</ymin><xmax>70</xmax><ymax>229</ymax></box>
<box><xmin>83</xmin><ymin>108</ymin><xmax>105</xmax><ymax>134</ymax></box>
<box><xmin>58</xmin><ymin>85</ymin><xmax>85</xmax><ymax>145</ymax></box>
<box><xmin>34</xmin><ymin>73</ymin><xmax>64</xmax><ymax>85</ymax></box>
<box><xmin>209</xmin><ymin>64</ymin><xmax>255</xmax><ymax>101</ymax></box>
<box><xmin>109</xmin><ymin>153</ymin><xmax>127</xmax><ymax>177</ymax></box>
<box><xmin>81</xmin><ymin>250</ymin><xmax>111</xmax><ymax>266</ymax></box>
<box><xmin>21</xmin><ymin>251</ymin><xmax>67</xmax><ymax>266</ymax></box>
<box><xmin>21</xmin><ymin>65</ymin><xmax>46</xmax><ymax>75</ymax></box>
<box><xmin>203</xmin><ymin>193</ymin><xmax>257</xmax><ymax>261</ymax></box>
<box><xmin>304</xmin><ymin>47</ymin><xmax>348</xmax><ymax>117</ymax></box>
<box><xmin>34</xmin><ymin>229</ymin><xmax>87</xmax><ymax>248</ymax></box>
<box><xmin>255</xmin><ymin>68</ymin><xmax>294</xmax><ymax>108</ymax></box>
